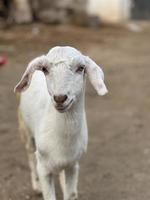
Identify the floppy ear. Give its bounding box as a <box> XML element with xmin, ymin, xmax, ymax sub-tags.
<box><xmin>14</xmin><ymin>55</ymin><xmax>49</xmax><ymax>93</ymax></box>
<box><xmin>84</xmin><ymin>56</ymin><xmax>108</xmax><ymax>96</ymax></box>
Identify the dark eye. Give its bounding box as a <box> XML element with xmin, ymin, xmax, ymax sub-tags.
<box><xmin>41</xmin><ymin>66</ymin><xmax>49</xmax><ymax>74</ymax></box>
<box><xmin>76</xmin><ymin>65</ymin><xmax>85</xmax><ymax>73</ymax></box>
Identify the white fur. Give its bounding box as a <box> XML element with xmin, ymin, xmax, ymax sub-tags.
<box><xmin>16</xmin><ymin>46</ymin><xmax>108</xmax><ymax>200</ymax></box>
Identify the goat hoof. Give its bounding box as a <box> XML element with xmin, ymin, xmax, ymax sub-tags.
<box><xmin>67</xmin><ymin>192</ymin><xmax>78</xmax><ymax>200</ymax></box>
<box><xmin>32</xmin><ymin>181</ymin><xmax>42</xmax><ymax>194</ymax></box>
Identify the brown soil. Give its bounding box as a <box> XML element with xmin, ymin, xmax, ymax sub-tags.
<box><xmin>0</xmin><ymin>23</ymin><xmax>150</xmax><ymax>200</ymax></box>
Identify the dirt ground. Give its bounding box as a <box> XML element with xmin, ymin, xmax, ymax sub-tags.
<box><xmin>0</xmin><ymin>23</ymin><xmax>150</xmax><ymax>200</ymax></box>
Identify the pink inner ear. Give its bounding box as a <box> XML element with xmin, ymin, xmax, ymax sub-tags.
<box><xmin>14</xmin><ymin>55</ymin><xmax>49</xmax><ymax>93</ymax></box>
<box><xmin>14</xmin><ymin>73</ymin><xmax>30</xmax><ymax>93</ymax></box>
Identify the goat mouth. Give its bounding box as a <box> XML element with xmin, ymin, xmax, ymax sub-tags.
<box><xmin>55</xmin><ymin>99</ymin><xmax>73</xmax><ymax>113</ymax></box>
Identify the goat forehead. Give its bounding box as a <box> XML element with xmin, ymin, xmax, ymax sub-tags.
<box><xmin>52</xmin><ymin>63</ymin><xmax>72</xmax><ymax>76</ymax></box>
<box><xmin>46</xmin><ymin>46</ymin><xmax>82</xmax><ymax>63</ymax></box>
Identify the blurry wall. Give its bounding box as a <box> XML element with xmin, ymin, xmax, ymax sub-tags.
<box><xmin>132</xmin><ymin>0</ymin><xmax>150</xmax><ymax>19</ymax></box>
<box><xmin>35</xmin><ymin>0</ymin><xmax>87</xmax><ymax>24</ymax></box>
<box><xmin>87</xmin><ymin>0</ymin><xmax>132</xmax><ymax>23</ymax></box>
<box><xmin>2</xmin><ymin>0</ymin><xmax>148</xmax><ymax>26</ymax></box>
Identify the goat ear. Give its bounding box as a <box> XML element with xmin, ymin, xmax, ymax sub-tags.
<box><xmin>14</xmin><ymin>55</ymin><xmax>49</xmax><ymax>93</ymax></box>
<box><xmin>84</xmin><ymin>56</ymin><xmax>108</xmax><ymax>96</ymax></box>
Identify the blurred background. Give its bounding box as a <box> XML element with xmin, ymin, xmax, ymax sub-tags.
<box><xmin>0</xmin><ymin>0</ymin><xmax>150</xmax><ymax>200</ymax></box>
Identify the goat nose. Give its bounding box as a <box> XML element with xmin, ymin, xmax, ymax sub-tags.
<box><xmin>54</xmin><ymin>95</ymin><xmax>68</xmax><ymax>104</ymax></box>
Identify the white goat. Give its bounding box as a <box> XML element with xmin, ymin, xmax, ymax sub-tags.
<box><xmin>14</xmin><ymin>46</ymin><xmax>108</xmax><ymax>200</ymax></box>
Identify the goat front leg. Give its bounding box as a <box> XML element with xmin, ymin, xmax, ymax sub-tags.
<box><xmin>36</xmin><ymin>155</ymin><xmax>56</xmax><ymax>200</ymax></box>
<box><xmin>18</xmin><ymin>111</ymin><xmax>41</xmax><ymax>193</ymax></box>
<box><xmin>63</xmin><ymin>163</ymin><xmax>79</xmax><ymax>200</ymax></box>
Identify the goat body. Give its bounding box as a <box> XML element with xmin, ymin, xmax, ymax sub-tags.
<box><xmin>16</xmin><ymin>46</ymin><xmax>108</xmax><ymax>200</ymax></box>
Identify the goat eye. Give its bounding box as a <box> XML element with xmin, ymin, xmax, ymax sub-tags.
<box><xmin>41</xmin><ymin>67</ymin><xmax>49</xmax><ymax>74</ymax></box>
<box><xmin>76</xmin><ymin>65</ymin><xmax>85</xmax><ymax>73</ymax></box>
